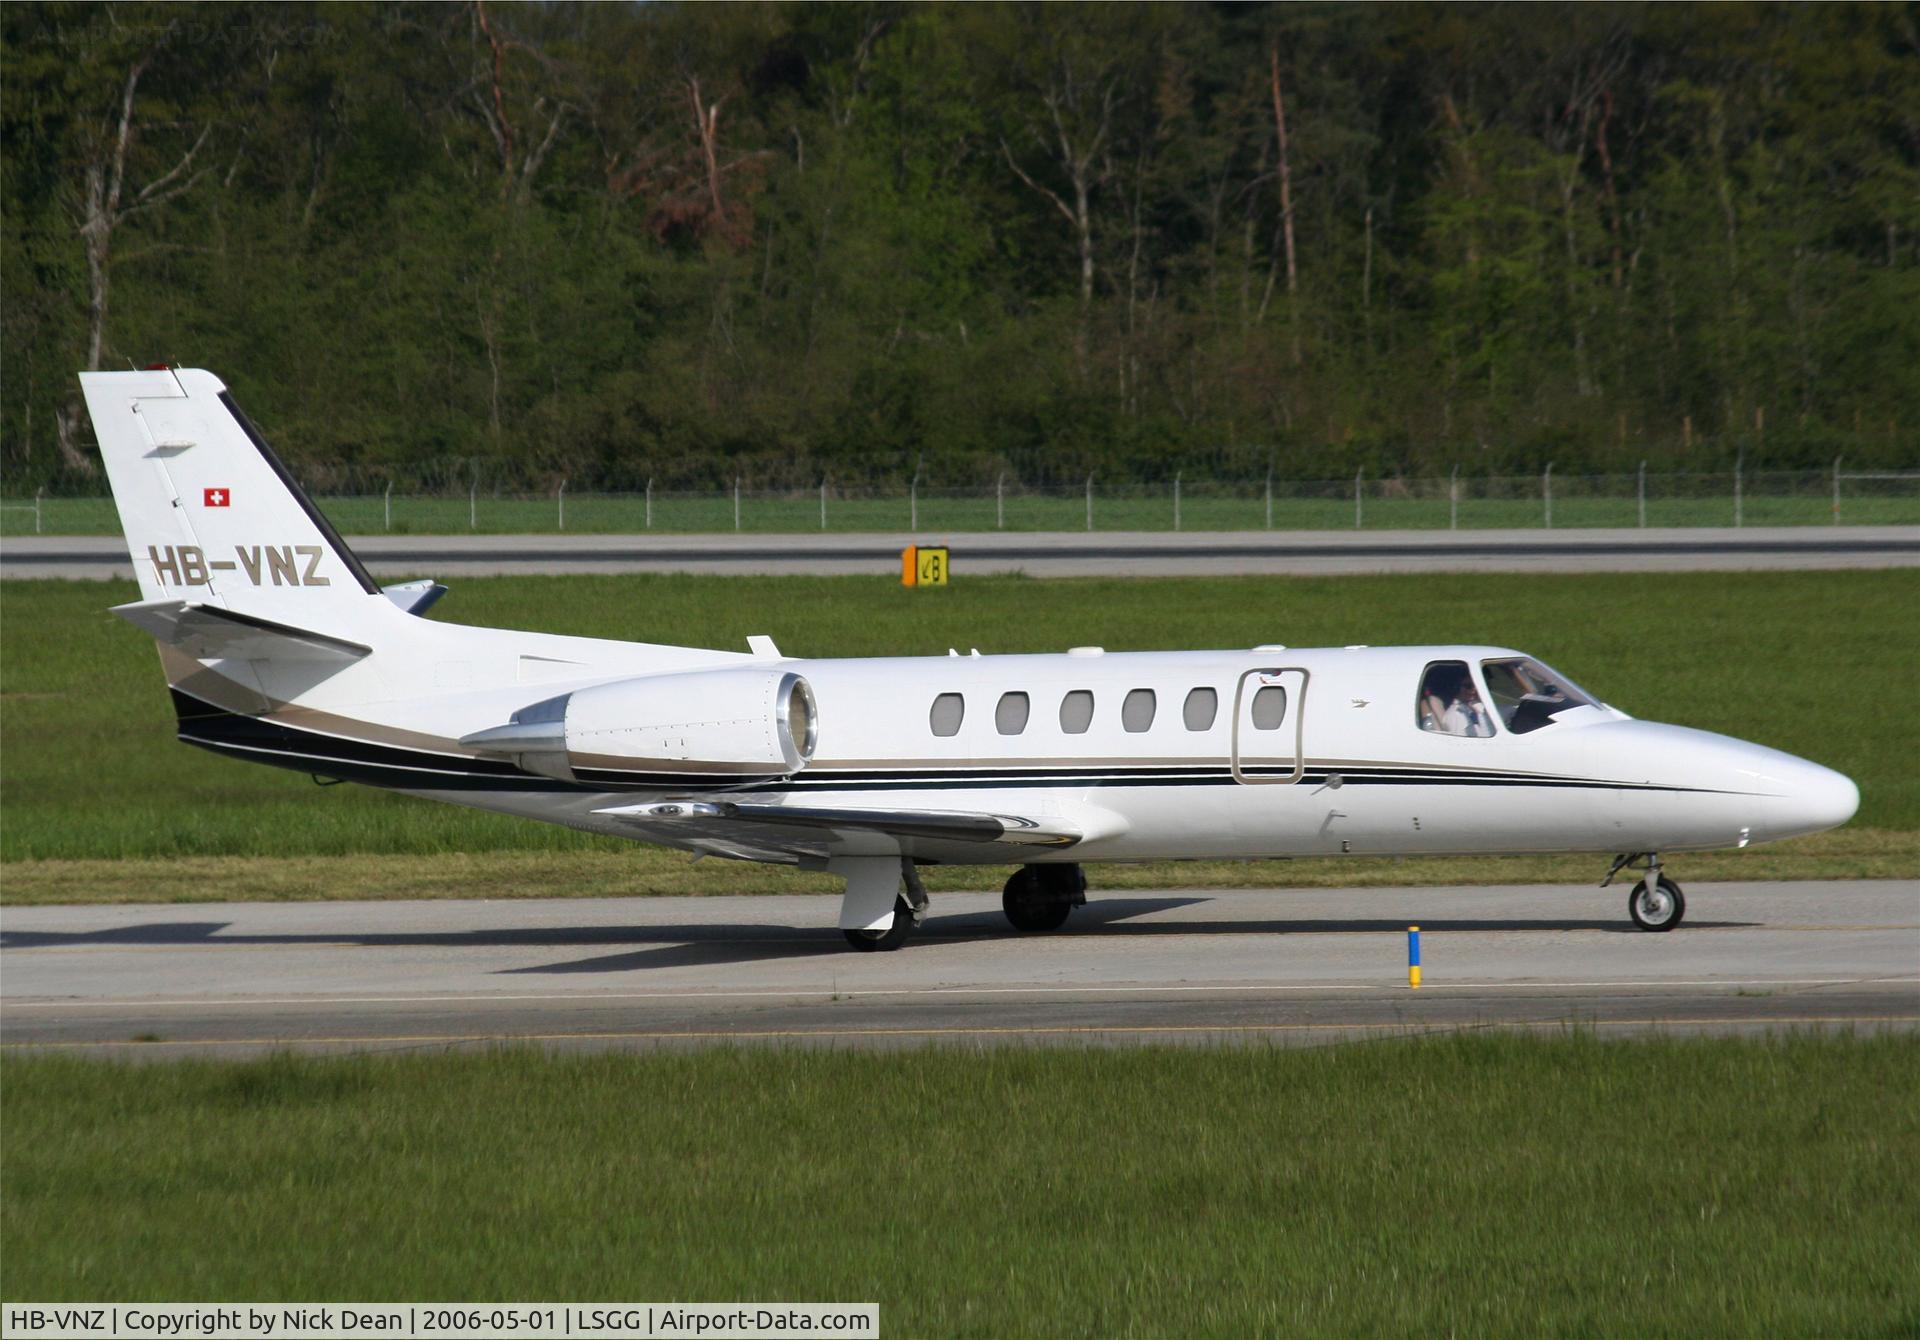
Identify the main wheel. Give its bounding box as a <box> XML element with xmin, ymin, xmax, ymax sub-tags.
<box><xmin>843</xmin><ymin>895</ymin><xmax>915</xmax><ymax>951</ymax></box>
<box><xmin>1628</xmin><ymin>875</ymin><xmax>1685</xmax><ymax>932</ymax></box>
<box><xmin>1003</xmin><ymin>867</ymin><xmax>1074</xmax><ymax>932</ymax></box>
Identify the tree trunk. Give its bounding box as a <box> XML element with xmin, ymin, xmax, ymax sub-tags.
<box><xmin>1594</xmin><ymin>88</ymin><xmax>1625</xmax><ymax>290</ymax></box>
<box><xmin>1268</xmin><ymin>42</ymin><xmax>1300</xmax><ymax>363</ymax></box>
<box><xmin>1440</xmin><ymin>93</ymin><xmax>1478</xmax><ymax>270</ymax></box>
<box><xmin>1561</xmin><ymin>174</ymin><xmax>1593</xmax><ymax>397</ymax></box>
<box><xmin>1362</xmin><ymin>205</ymin><xmax>1373</xmax><ymax>349</ymax></box>
<box><xmin>57</xmin><ymin>48</ymin><xmax>210</xmax><ymax>474</ymax></box>
<box><xmin>474</xmin><ymin>0</ymin><xmax>516</xmax><ymax>193</ymax></box>
<box><xmin>1239</xmin><ymin>138</ymin><xmax>1269</xmax><ymax>329</ymax></box>
<box><xmin>81</xmin><ymin>167</ymin><xmax>112</xmax><ymax>376</ymax></box>
<box><xmin>1073</xmin><ymin>172</ymin><xmax>1094</xmax><ymax>314</ymax></box>
<box><xmin>689</xmin><ymin>77</ymin><xmax>726</xmax><ymax>222</ymax></box>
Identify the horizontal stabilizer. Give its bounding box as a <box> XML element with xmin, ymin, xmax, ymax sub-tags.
<box><xmin>113</xmin><ymin>599</ymin><xmax>371</xmax><ymax>664</ymax></box>
<box><xmin>594</xmin><ymin>799</ymin><xmax>1081</xmax><ymax>848</ymax></box>
<box><xmin>381</xmin><ymin>579</ymin><xmax>448</xmax><ymax>616</ymax></box>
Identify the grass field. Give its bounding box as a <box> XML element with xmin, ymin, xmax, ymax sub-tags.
<box><xmin>2</xmin><ymin>569</ymin><xmax>1914</xmax><ymax>893</ymax></box>
<box><xmin>5</xmin><ymin>487</ymin><xmax>1917</xmax><ymax>536</ymax></box>
<box><xmin>4</xmin><ymin>1036</ymin><xmax>1916</xmax><ymax>1334</ymax></box>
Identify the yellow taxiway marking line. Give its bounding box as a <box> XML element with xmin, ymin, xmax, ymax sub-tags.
<box><xmin>5</xmin><ymin>977</ymin><xmax>1917</xmax><ymax>1010</ymax></box>
<box><xmin>5</xmin><ymin>1015</ymin><xmax>1918</xmax><ymax>1050</ymax></box>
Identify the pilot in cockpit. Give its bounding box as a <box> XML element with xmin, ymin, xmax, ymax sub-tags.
<box><xmin>1443</xmin><ymin>676</ymin><xmax>1494</xmax><ymax>737</ymax></box>
<box><xmin>1420</xmin><ymin>663</ymin><xmax>1495</xmax><ymax>738</ymax></box>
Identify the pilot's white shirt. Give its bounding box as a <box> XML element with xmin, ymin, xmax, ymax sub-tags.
<box><xmin>1441</xmin><ymin>698</ymin><xmax>1494</xmax><ymax>738</ymax></box>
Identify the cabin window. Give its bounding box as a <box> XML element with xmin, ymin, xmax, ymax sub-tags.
<box><xmin>929</xmin><ymin>692</ymin><xmax>965</xmax><ymax>737</ymax></box>
<box><xmin>1183</xmin><ymin>687</ymin><xmax>1218</xmax><ymax>731</ymax></box>
<box><xmin>1481</xmin><ymin>657</ymin><xmax>1595</xmax><ymax>735</ymax></box>
<box><xmin>1122</xmin><ymin>688</ymin><xmax>1157</xmax><ymax>733</ymax></box>
<box><xmin>995</xmin><ymin>691</ymin><xmax>1031</xmax><ymax>735</ymax></box>
<box><xmin>1417</xmin><ymin>661</ymin><xmax>1494</xmax><ymax>738</ymax></box>
<box><xmin>1249</xmin><ymin>685</ymin><xmax>1288</xmax><ymax>730</ymax></box>
<box><xmin>1059</xmin><ymin>690</ymin><xmax>1095</xmax><ymax>734</ymax></box>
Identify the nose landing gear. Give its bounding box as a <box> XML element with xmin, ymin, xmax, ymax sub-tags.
<box><xmin>1003</xmin><ymin>863</ymin><xmax>1087</xmax><ymax>932</ymax></box>
<box><xmin>1603</xmin><ymin>852</ymin><xmax>1686</xmax><ymax>932</ymax></box>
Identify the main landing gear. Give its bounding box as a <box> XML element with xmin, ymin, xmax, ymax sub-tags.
<box><xmin>840</xmin><ymin>858</ymin><xmax>931</xmax><ymax>952</ymax></box>
<box><xmin>1602</xmin><ymin>852</ymin><xmax>1686</xmax><ymax>932</ymax></box>
<box><xmin>842</xmin><ymin>899</ymin><xmax>916</xmax><ymax>951</ymax></box>
<box><xmin>831</xmin><ymin>859</ymin><xmax>1089</xmax><ymax>950</ymax></box>
<box><xmin>1003</xmin><ymin>863</ymin><xmax>1087</xmax><ymax>933</ymax></box>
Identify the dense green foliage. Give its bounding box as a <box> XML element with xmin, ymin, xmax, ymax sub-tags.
<box><xmin>6</xmin><ymin>1036</ymin><xmax>1918</xmax><ymax>1333</ymax></box>
<box><xmin>1</xmin><ymin>568</ymin><xmax>1912</xmax><ymax>862</ymax></box>
<box><xmin>4</xmin><ymin>3</ymin><xmax>1916</xmax><ymax>492</ymax></box>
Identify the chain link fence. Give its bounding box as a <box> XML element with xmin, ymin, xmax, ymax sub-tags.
<box><xmin>5</xmin><ymin>467</ymin><xmax>1917</xmax><ymax>537</ymax></box>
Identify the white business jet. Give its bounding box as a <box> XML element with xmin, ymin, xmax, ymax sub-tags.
<box><xmin>79</xmin><ymin>369</ymin><xmax>1859</xmax><ymax>949</ymax></box>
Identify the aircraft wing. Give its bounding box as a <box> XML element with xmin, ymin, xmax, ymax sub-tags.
<box><xmin>113</xmin><ymin>599</ymin><xmax>370</xmax><ymax>664</ymax></box>
<box><xmin>592</xmin><ymin>799</ymin><xmax>1083</xmax><ymax>861</ymax></box>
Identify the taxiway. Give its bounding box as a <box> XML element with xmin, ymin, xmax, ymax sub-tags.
<box><xmin>3</xmin><ymin>881</ymin><xmax>1914</xmax><ymax>1056</ymax></box>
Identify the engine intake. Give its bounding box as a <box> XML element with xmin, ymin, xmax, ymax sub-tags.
<box><xmin>462</xmin><ymin>667</ymin><xmax>816</xmax><ymax>783</ymax></box>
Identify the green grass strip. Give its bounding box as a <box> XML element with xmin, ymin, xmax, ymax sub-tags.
<box><xmin>4</xmin><ymin>1036</ymin><xmax>1916</xmax><ymax>1335</ymax></box>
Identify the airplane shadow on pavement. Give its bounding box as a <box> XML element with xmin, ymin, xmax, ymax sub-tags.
<box><xmin>0</xmin><ymin>899</ymin><xmax>1760</xmax><ymax>975</ymax></box>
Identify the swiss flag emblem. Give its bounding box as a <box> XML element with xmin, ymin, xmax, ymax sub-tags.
<box><xmin>203</xmin><ymin>487</ymin><xmax>231</xmax><ymax>507</ymax></box>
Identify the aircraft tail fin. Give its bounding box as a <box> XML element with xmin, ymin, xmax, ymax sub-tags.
<box><xmin>79</xmin><ymin>367</ymin><xmax>384</xmax><ymax>625</ymax></box>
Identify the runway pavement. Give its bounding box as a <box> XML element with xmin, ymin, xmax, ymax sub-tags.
<box><xmin>6</xmin><ymin>525</ymin><xmax>1917</xmax><ymax>579</ymax></box>
<box><xmin>3</xmin><ymin>881</ymin><xmax>1914</xmax><ymax>1056</ymax></box>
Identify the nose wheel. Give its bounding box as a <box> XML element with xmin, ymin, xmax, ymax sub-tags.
<box><xmin>1604</xmin><ymin>853</ymin><xmax>1686</xmax><ymax>932</ymax></box>
<box><xmin>1628</xmin><ymin>875</ymin><xmax>1685</xmax><ymax>931</ymax></box>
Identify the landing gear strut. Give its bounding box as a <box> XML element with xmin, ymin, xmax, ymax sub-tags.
<box><xmin>1603</xmin><ymin>852</ymin><xmax>1686</xmax><ymax>932</ymax></box>
<box><xmin>842</xmin><ymin>897</ymin><xmax>916</xmax><ymax>951</ymax></box>
<box><xmin>838</xmin><ymin>857</ymin><xmax>929</xmax><ymax>952</ymax></box>
<box><xmin>1003</xmin><ymin>863</ymin><xmax>1086</xmax><ymax>933</ymax></box>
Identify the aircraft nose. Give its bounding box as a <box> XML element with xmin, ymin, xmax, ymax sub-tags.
<box><xmin>1762</xmin><ymin>756</ymin><xmax>1860</xmax><ymax>842</ymax></box>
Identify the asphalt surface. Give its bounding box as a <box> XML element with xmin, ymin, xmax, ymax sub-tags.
<box><xmin>3</xmin><ymin>881</ymin><xmax>1914</xmax><ymax>1056</ymax></box>
<box><xmin>6</xmin><ymin>525</ymin><xmax>1918</xmax><ymax>579</ymax></box>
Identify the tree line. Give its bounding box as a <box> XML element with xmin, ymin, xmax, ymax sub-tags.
<box><xmin>3</xmin><ymin>1</ymin><xmax>1916</xmax><ymax>492</ymax></box>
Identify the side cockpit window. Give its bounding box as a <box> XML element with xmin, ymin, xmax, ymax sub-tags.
<box><xmin>1481</xmin><ymin>658</ymin><xmax>1594</xmax><ymax>734</ymax></box>
<box><xmin>1417</xmin><ymin>661</ymin><xmax>1495</xmax><ymax>738</ymax></box>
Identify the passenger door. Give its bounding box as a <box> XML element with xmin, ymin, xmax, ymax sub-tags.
<box><xmin>1230</xmin><ymin>667</ymin><xmax>1309</xmax><ymax>784</ymax></box>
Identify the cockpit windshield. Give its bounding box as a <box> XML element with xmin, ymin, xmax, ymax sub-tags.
<box><xmin>1480</xmin><ymin>657</ymin><xmax>1595</xmax><ymax>734</ymax></box>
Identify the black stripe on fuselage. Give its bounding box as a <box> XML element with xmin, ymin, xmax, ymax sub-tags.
<box><xmin>173</xmin><ymin>690</ymin><xmax>750</xmax><ymax>792</ymax></box>
<box><xmin>167</xmin><ymin>689</ymin><xmax>1724</xmax><ymax>797</ymax></box>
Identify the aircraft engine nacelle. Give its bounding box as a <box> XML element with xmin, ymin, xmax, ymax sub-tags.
<box><xmin>463</xmin><ymin>667</ymin><xmax>817</xmax><ymax>783</ymax></box>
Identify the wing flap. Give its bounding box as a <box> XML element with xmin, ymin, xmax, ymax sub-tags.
<box><xmin>113</xmin><ymin>599</ymin><xmax>370</xmax><ymax>664</ymax></box>
<box><xmin>594</xmin><ymin>800</ymin><xmax>1082</xmax><ymax>848</ymax></box>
